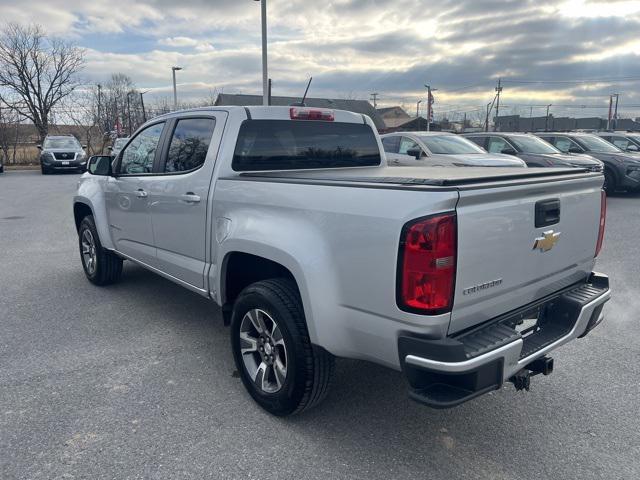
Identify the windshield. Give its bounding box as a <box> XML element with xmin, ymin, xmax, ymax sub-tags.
<box><xmin>417</xmin><ymin>135</ymin><xmax>485</xmax><ymax>154</ymax></box>
<box><xmin>509</xmin><ymin>135</ymin><xmax>560</xmax><ymax>154</ymax></box>
<box><xmin>576</xmin><ymin>135</ymin><xmax>622</xmax><ymax>153</ymax></box>
<box><xmin>43</xmin><ymin>138</ymin><xmax>80</xmax><ymax>149</ymax></box>
<box><xmin>233</xmin><ymin>120</ymin><xmax>381</xmax><ymax>171</ymax></box>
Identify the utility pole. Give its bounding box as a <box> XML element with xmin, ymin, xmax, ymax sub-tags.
<box><xmin>612</xmin><ymin>93</ymin><xmax>620</xmax><ymax>130</ymax></box>
<box><xmin>126</xmin><ymin>92</ymin><xmax>132</xmax><ymax>135</ymax></box>
<box><xmin>425</xmin><ymin>84</ymin><xmax>437</xmax><ymax>131</ymax></box>
<box><xmin>416</xmin><ymin>99</ymin><xmax>422</xmax><ymax>117</ymax></box>
<box><xmin>171</xmin><ymin>66</ymin><xmax>182</xmax><ymax>110</ymax></box>
<box><xmin>140</xmin><ymin>92</ymin><xmax>147</xmax><ymax>123</ymax></box>
<box><xmin>545</xmin><ymin>104</ymin><xmax>552</xmax><ymax>132</ymax></box>
<box><xmin>494</xmin><ymin>78</ymin><xmax>502</xmax><ymax>131</ymax></box>
<box><xmin>370</xmin><ymin>93</ymin><xmax>379</xmax><ymax>108</ymax></box>
<box><xmin>97</xmin><ymin>84</ymin><xmax>102</xmax><ymax>132</ymax></box>
<box><xmin>462</xmin><ymin>112</ymin><xmax>467</xmax><ymax>133</ymax></box>
<box><xmin>254</xmin><ymin>0</ymin><xmax>269</xmax><ymax>106</ymax></box>
<box><xmin>607</xmin><ymin>95</ymin><xmax>613</xmax><ymax>130</ymax></box>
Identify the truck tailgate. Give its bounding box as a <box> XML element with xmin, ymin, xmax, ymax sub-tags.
<box><xmin>449</xmin><ymin>174</ymin><xmax>603</xmax><ymax>334</ymax></box>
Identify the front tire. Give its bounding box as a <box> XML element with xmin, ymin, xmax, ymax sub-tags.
<box><xmin>78</xmin><ymin>215</ymin><xmax>123</xmax><ymax>285</ymax></box>
<box><xmin>230</xmin><ymin>278</ymin><xmax>334</xmax><ymax>416</ymax></box>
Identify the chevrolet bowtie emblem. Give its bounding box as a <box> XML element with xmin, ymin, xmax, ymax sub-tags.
<box><xmin>533</xmin><ymin>230</ymin><xmax>561</xmax><ymax>252</ymax></box>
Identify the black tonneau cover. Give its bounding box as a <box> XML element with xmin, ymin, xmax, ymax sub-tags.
<box><xmin>232</xmin><ymin>166</ymin><xmax>600</xmax><ymax>190</ymax></box>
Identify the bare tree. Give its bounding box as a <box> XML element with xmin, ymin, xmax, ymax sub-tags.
<box><xmin>0</xmin><ymin>23</ymin><xmax>85</xmax><ymax>142</ymax></box>
<box><xmin>0</xmin><ymin>105</ymin><xmax>22</xmax><ymax>164</ymax></box>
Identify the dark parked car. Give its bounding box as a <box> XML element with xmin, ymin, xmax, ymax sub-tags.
<box><xmin>536</xmin><ymin>132</ymin><xmax>640</xmax><ymax>192</ymax></box>
<box><xmin>38</xmin><ymin>135</ymin><xmax>88</xmax><ymax>174</ymax></box>
<box><xmin>0</xmin><ymin>157</ymin><xmax>4</xmax><ymax>174</ymax></box>
<box><xmin>463</xmin><ymin>132</ymin><xmax>603</xmax><ymax>171</ymax></box>
<box><xmin>595</xmin><ymin>132</ymin><xmax>640</xmax><ymax>153</ymax></box>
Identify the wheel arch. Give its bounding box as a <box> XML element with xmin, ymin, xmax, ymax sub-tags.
<box><xmin>219</xmin><ymin>250</ymin><xmax>304</xmax><ymax>326</ymax></box>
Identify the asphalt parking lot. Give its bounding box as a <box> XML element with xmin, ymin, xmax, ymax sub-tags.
<box><xmin>1</xmin><ymin>170</ymin><xmax>639</xmax><ymax>480</ymax></box>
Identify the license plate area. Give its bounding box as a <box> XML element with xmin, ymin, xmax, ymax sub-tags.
<box><xmin>503</xmin><ymin>306</ymin><xmax>541</xmax><ymax>338</ymax></box>
<box><xmin>61</xmin><ymin>161</ymin><xmax>70</xmax><ymax>165</ymax></box>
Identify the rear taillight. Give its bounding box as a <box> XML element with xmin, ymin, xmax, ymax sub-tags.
<box><xmin>397</xmin><ymin>213</ymin><xmax>457</xmax><ymax>314</ymax></box>
<box><xmin>595</xmin><ymin>189</ymin><xmax>606</xmax><ymax>257</ymax></box>
<box><xmin>289</xmin><ymin>107</ymin><xmax>335</xmax><ymax>121</ymax></box>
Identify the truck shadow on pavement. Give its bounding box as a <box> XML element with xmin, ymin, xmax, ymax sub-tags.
<box><xmin>105</xmin><ymin>262</ymin><xmax>626</xmax><ymax>479</ymax></box>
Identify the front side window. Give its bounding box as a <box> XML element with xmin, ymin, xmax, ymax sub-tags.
<box><xmin>232</xmin><ymin>120</ymin><xmax>381</xmax><ymax>171</ymax></box>
<box><xmin>165</xmin><ymin>118</ymin><xmax>216</xmax><ymax>173</ymax></box>
<box><xmin>466</xmin><ymin>136</ymin><xmax>486</xmax><ymax>148</ymax></box>
<box><xmin>509</xmin><ymin>135</ymin><xmax>560</xmax><ymax>154</ymax></box>
<box><xmin>575</xmin><ymin>135</ymin><xmax>621</xmax><ymax>153</ymax></box>
<box><xmin>552</xmin><ymin>136</ymin><xmax>579</xmax><ymax>153</ymax></box>
<box><xmin>399</xmin><ymin>137</ymin><xmax>420</xmax><ymax>155</ymax></box>
<box><xmin>418</xmin><ymin>135</ymin><xmax>485</xmax><ymax>155</ymax></box>
<box><xmin>610</xmin><ymin>136</ymin><xmax>632</xmax><ymax>150</ymax></box>
<box><xmin>119</xmin><ymin>123</ymin><xmax>165</xmax><ymax>175</ymax></box>
<box><xmin>487</xmin><ymin>136</ymin><xmax>511</xmax><ymax>153</ymax></box>
<box><xmin>382</xmin><ymin>136</ymin><xmax>400</xmax><ymax>154</ymax></box>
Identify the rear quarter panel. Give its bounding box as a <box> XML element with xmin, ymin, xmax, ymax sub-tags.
<box><xmin>211</xmin><ymin>178</ymin><xmax>458</xmax><ymax>369</ymax></box>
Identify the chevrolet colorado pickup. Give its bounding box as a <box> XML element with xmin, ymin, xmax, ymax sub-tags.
<box><xmin>73</xmin><ymin>106</ymin><xmax>610</xmax><ymax>416</ymax></box>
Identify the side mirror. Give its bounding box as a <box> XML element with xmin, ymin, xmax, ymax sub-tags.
<box><xmin>82</xmin><ymin>144</ymin><xmax>88</xmax><ymax>149</ymax></box>
<box><xmin>37</xmin><ymin>144</ymin><xmax>42</xmax><ymax>150</ymax></box>
<box><xmin>107</xmin><ymin>146</ymin><xmax>113</xmax><ymax>151</ymax></box>
<box><xmin>568</xmin><ymin>146</ymin><xmax>583</xmax><ymax>154</ymax></box>
<box><xmin>501</xmin><ymin>147</ymin><xmax>517</xmax><ymax>155</ymax></box>
<box><xmin>406</xmin><ymin>148</ymin><xmax>423</xmax><ymax>159</ymax></box>
<box><xmin>87</xmin><ymin>155</ymin><xmax>113</xmax><ymax>176</ymax></box>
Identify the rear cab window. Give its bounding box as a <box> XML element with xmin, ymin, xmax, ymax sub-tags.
<box><xmin>232</xmin><ymin>120</ymin><xmax>381</xmax><ymax>171</ymax></box>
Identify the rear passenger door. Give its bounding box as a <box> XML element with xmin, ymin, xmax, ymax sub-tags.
<box><xmin>148</xmin><ymin>113</ymin><xmax>227</xmax><ymax>289</ymax></box>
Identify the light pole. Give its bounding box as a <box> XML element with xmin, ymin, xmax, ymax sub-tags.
<box><xmin>416</xmin><ymin>100</ymin><xmax>422</xmax><ymax>118</ymax></box>
<box><xmin>254</xmin><ymin>0</ymin><xmax>268</xmax><ymax>106</ymax></box>
<box><xmin>172</xmin><ymin>66</ymin><xmax>182</xmax><ymax>110</ymax></box>
<box><xmin>545</xmin><ymin>104</ymin><xmax>552</xmax><ymax>132</ymax></box>
<box><xmin>425</xmin><ymin>84</ymin><xmax>437</xmax><ymax>131</ymax></box>
<box><xmin>140</xmin><ymin>90</ymin><xmax>150</xmax><ymax>123</ymax></box>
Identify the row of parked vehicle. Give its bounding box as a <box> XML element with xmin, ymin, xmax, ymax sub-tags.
<box><xmin>27</xmin><ymin>121</ymin><xmax>640</xmax><ymax>194</ymax></box>
<box><xmin>381</xmin><ymin>130</ymin><xmax>640</xmax><ymax>192</ymax></box>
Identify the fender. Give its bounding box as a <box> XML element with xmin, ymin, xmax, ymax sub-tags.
<box><xmin>73</xmin><ymin>176</ymin><xmax>115</xmax><ymax>250</ymax></box>
<box><xmin>213</xmin><ymin>220</ymin><xmax>340</xmax><ymax>348</ymax></box>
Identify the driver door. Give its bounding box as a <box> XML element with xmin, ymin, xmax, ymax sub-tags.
<box><xmin>105</xmin><ymin>121</ymin><xmax>166</xmax><ymax>266</ymax></box>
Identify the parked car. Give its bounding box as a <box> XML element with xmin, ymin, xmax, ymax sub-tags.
<box><xmin>464</xmin><ymin>132</ymin><xmax>603</xmax><ymax>171</ymax></box>
<box><xmin>536</xmin><ymin>132</ymin><xmax>640</xmax><ymax>192</ymax></box>
<box><xmin>380</xmin><ymin>131</ymin><xmax>526</xmax><ymax>167</ymax></box>
<box><xmin>594</xmin><ymin>131</ymin><xmax>640</xmax><ymax>153</ymax></box>
<box><xmin>0</xmin><ymin>157</ymin><xmax>4</xmax><ymax>174</ymax></box>
<box><xmin>74</xmin><ymin>106</ymin><xmax>610</xmax><ymax>416</ymax></box>
<box><xmin>108</xmin><ymin>137</ymin><xmax>130</xmax><ymax>158</ymax></box>
<box><xmin>38</xmin><ymin>135</ymin><xmax>87</xmax><ymax>174</ymax></box>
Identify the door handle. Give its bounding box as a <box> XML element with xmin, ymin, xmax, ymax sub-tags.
<box><xmin>135</xmin><ymin>189</ymin><xmax>148</xmax><ymax>198</ymax></box>
<box><xmin>180</xmin><ymin>193</ymin><xmax>201</xmax><ymax>204</ymax></box>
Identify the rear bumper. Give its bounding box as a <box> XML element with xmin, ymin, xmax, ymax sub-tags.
<box><xmin>399</xmin><ymin>272</ymin><xmax>610</xmax><ymax>408</ymax></box>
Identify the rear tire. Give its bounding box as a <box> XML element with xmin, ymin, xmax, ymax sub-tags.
<box><xmin>78</xmin><ymin>215</ymin><xmax>123</xmax><ymax>285</ymax></box>
<box><xmin>230</xmin><ymin>278</ymin><xmax>334</xmax><ymax>416</ymax></box>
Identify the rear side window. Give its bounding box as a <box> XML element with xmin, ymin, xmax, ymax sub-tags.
<box><xmin>382</xmin><ymin>136</ymin><xmax>400</xmax><ymax>153</ymax></box>
<box><xmin>164</xmin><ymin>118</ymin><xmax>216</xmax><ymax>173</ymax></box>
<box><xmin>232</xmin><ymin>120</ymin><xmax>381</xmax><ymax>171</ymax></box>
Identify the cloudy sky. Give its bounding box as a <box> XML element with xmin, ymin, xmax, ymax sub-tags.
<box><xmin>3</xmin><ymin>0</ymin><xmax>640</xmax><ymax>121</ymax></box>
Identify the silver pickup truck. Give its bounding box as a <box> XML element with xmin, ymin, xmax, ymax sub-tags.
<box><xmin>73</xmin><ymin>106</ymin><xmax>610</xmax><ymax>416</ymax></box>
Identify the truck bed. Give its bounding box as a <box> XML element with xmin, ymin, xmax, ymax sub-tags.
<box><xmin>231</xmin><ymin>166</ymin><xmax>599</xmax><ymax>190</ymax></box>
